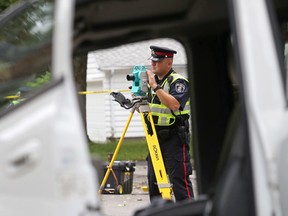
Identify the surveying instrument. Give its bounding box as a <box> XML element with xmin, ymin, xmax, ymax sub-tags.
<box><xmin>98</xmin><ymin>65</ymin><xmax>172</xmax><ymax>200</ymax></box>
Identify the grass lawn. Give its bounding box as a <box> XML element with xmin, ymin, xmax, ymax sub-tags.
<box><xmin>89</xmin><ymin>138</ymin><xmax>148</xmax><ymax>162</ymax></box>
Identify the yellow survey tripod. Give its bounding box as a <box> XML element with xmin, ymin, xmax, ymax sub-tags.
<box><xmin>98</xmin><ymin>92</ymin><xmax>172</xmax><ymax>200</ymax></box>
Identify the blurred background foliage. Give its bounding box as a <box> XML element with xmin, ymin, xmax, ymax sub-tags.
<box><xmin>0</xmin><ymin>0</ymin><xmax>19</xmax><ymax>12</ymax></box>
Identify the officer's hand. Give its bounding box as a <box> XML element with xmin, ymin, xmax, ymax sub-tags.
<box><xmin>147</xmin><ymin>70</ymin><xmax>157</xmax><ymax>89</ymax></box>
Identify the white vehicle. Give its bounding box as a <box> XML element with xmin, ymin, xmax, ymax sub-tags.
<box><xmin>1</xmin><ymin>0</ymin><xmax>288</xmax><ymax>216</ymax></box>
<box><xmin>0</xmin><ymin>1</ymin><xmax>101</xmax><ymax>216</ymax></box>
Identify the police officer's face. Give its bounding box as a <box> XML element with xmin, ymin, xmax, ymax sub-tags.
<box><xmin>151</xmin><ymin>58</ymin><xmax>173</xmax><ymax>76</ymax></box>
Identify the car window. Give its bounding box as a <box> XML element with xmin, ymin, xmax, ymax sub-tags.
<box><xmin>282</xmin><ymin>23</ymin><xmax>288</xmax><ymax>97</ymax></box>
<box><xmin>0</xmin><ymin>0</ymin><xmax>54</xmax><ymax>114</ymax></box>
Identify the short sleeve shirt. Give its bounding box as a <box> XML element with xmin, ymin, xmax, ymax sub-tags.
<box><xmin>169</xmin><ymin>78</ymin><xmax>189</xmax><ymax>111</ymax></box>
<box><xmin>154</xmin><ymin>69</ymin><xmax>189</xmax><ymax>111</ymax></box>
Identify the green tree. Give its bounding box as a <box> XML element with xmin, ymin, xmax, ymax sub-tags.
<box><xmin>0</xmin><ymin>0</ymin><xmax>20</xmax><ymax>12</ymax></box>
<box><xmin>26</xmin><ymin>71</ymin><xmax>51</xmax><ymax>88</ymax></box>
<box><xmin>73</xmin><ymin>55</ymin><xmax>89</xmax><ymax>140</ymax></box>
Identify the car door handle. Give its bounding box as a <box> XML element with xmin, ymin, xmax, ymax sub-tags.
<box><xmin>6</xmin><ymin>140</ymin><xmax>40</xmax><ymax>177</ymax></box>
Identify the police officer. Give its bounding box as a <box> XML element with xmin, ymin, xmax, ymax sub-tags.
<box><xmin>146</xmin><ymin>45</ymin><xmax>194</xmax><ymax>202</ymax></box>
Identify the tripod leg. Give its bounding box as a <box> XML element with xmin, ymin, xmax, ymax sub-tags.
<box><xmin>140</xmin><ymin>112</ymin><xmax>172</xmax><ymax>200</ymax></box>
<box><xmin>98</xmin><ymin>110</ymin><xmax>135</xmax><ymax>194</ymax></box>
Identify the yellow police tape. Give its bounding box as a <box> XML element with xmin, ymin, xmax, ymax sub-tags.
<box><xmin>78</xmin><ymin>89</ymin><xmax>130</xmax><ymax>95</ymax></box>
<box><xmin>4</xmin><ymin>95</ymin><xmax>20</xmax><ymax>99</ymax></box>
<box><xmin>3</xmin><ymin>89</ymin><xmax>130</xmax><ymax>99</ymax></box>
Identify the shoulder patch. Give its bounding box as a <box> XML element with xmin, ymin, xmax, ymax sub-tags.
<box><xmin>175</xmin><ymin>83</ymin><xmax>186</xmax><ymax>93</ymax></box>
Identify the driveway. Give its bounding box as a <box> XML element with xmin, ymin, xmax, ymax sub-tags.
<box><xmin>99</xmin><ymin>160</ymin><xmax>198</xmax><ymax>216</ymax></box>
<box><xmin>100</xmin><ymin>161</ymin><xmax>150</xmax><ymax>216</ymax></box>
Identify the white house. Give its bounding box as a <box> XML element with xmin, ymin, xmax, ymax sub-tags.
<box><xmin>86</xmin><ymin>38</ymin><xmax>188</xmax><ymax>143</ymax></box>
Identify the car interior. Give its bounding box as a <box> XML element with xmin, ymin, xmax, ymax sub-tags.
<box><xmin>73</xmin><ymin>0</ymin><xmax>288</xmax><ymax>215</ymax></box>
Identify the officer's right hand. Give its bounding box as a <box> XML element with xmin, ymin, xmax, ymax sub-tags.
<box><xmin>147</xmin><ymin>70</ymin><xmax>157</xmax><ymax>89</ymax></box>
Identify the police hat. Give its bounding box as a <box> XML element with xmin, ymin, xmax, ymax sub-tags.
<box><xmin>148</xmin><ymin>45</ymin><xmax>177</xmax><ymax>62</ymax></box>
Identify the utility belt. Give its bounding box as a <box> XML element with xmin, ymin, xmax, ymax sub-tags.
<box><xmin>155</xmin><ymin>126</ymin><xmax>177</xmax><ymax>140</ymax></box>
<box><xmin>154</xmin><ymin>115</ymin><xmax>189</xmax><ymax>142</ymax></box>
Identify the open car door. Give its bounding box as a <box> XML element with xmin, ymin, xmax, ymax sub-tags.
<box><xmin>0</xmin><ymin>1</ymin><xmax>101</xmax><ymax>215</ymax></box>
<box><xmin>230</xmin><ymin>0</ymin><xmax>288</xmax><ymax>215</ymax></box>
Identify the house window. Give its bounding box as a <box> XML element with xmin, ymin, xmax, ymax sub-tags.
<box><xmin>0</xmin><ymin>0</ymin><xmax>54</xmax><ymax>115</ymax></box>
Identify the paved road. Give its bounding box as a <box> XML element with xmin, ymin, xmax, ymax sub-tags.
<box><xmin>99</xmin><ymin>161</ymin><xmax>198</xmax><ymax>216</ymax></box>
<box><xmin>99</xmin><ymin>161</ymin><xmax>150</xmax><ymax>216</ymax></box>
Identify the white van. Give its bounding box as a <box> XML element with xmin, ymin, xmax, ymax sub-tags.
<box><xmin>1</xmin><ymin>0</ymin><xmax>288</xmax><ymax>216</ymax></box>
